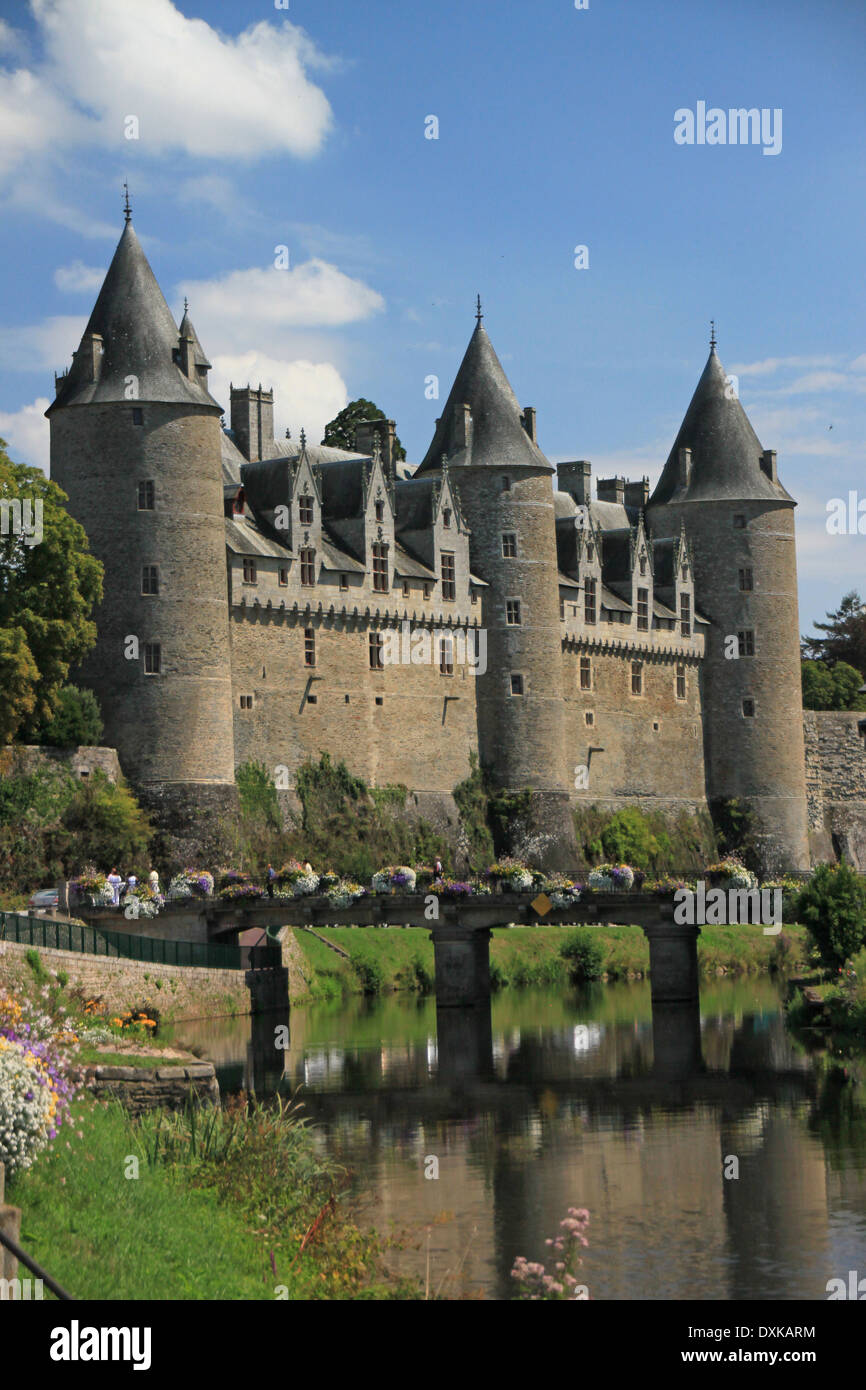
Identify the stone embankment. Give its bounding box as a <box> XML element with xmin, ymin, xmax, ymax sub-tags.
<box><xmin>69</xmin><ymin>1061</ymin><xmax>220</xmax><ymax>1115</ymax></box>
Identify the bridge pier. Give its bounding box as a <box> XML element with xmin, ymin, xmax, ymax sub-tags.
<box><xmin>245</xmin><ymin>965</ymin><xmax>290</xmax><ymax>1014</ymax></box>
<box><xmin>430</xmin><ymin>926</ymin><xmax>492</xmax><ymax>1007</ymax></box>
<box><xmin>435</xmin><ymin>1001</ymin><xmax>494</xmax><ymax>1084</ymax></box>
<box><xmin>642</xmin><ymin>923</ymin><xmax>702</xmax><ymax>1005</ymax></box>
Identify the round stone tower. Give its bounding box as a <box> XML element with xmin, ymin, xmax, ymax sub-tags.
<box><xmin>646</xmin><ymin>340</ymin><xmax>809</xmax><ymax>872</ymax></box>
<box><xmin>47</xmin><ymin>212</ymin><xmax>236</xmax><ymax>811</ymax></box>
<box><xmin>416</xmin><ymin>311</ymin><xmax>577</xmax><ymax>869</ymax></box>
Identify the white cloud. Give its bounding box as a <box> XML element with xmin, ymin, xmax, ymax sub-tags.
<box><xmin>729</xmin><ymin>355</ymin><xmax>838</xmax><ymax>377</ymax></box>
<box><xmin>0</xmin><ymin>0</ymin><xmax>336</xmax><ymax>196</ymax></box>
<box><xmin>851</xmin><ymin>354</ymin><xmax>866</xmax><ymax>373</ymax></box>
<box><xmin>210</xmin><ymin>353</ymin><xmax>348</xmax><ymax>446</ymax></box>
<box><xmin>0</xmin><ymin>315</ymin><xmax>86</xmax><ymax>373</ymax></box>
<box><xmin>180</xmin><ymin>260</ymin><xmax>385</xmax><ymax>341</ymax></box>
<box><xmin>177</xmin><ymin>175</ymin><xmax>238</xmax><ymax>220</ymax></box>
<box><xmin>54</xmin><ymin>261</ymin><xmax>106</xmax><ymax>293</ymax></box>
<box><xmin>0</xmin><ymin>398</ymin><xmax>51</xmax><ymax>473</ymax></box>
<box><xmin>0</xmin><ymin>19</ymin><xmax>30</xmax><ymax>60</ymax></box>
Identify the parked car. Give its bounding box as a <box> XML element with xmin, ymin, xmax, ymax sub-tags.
<box><xmin>28</xmin><ymin>888</ymin><xmax>60</xmax><ymax>916</ymax></box>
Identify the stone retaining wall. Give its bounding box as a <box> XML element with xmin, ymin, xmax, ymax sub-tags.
<box><xmin>803</xmin><ymin>710</ymin><xmax>866</xmax><ymax>867</ymax></box>
<box><xmin>0</xmin><ymin>940</ymin><xmax>248</xmax><ymax>1021</ymax></box>
<box><xmin>70</xmin><ymin>1062</ymin><xmax>220</xmax><ymax>1115</ymax></box>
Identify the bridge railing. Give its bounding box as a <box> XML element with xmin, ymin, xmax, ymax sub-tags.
<box><xmin>0</xmin><ymin>912</ymin><xmax>281</xmax><ymax>972</ymax></box>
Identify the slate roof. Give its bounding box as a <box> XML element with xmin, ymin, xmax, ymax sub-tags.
<box><xmin>225</xmin><ymin>516</ymin><xmax>292</xmax><ymax>559</ymax></box>
<box><xmin>318</xmin><ymin>535</ymin><xmax>366</xmax><ymax>573</ymax></box>
<box><xmin>49</xmin><ymin>221</ymin><xmax>220</xmax><ymax>413</ymax></box>
<box><xmin>221</xmin><ymin>431</ymin><xmax>247</xmax><ymax>485</ymax></box>
<box><xmin>650</xmin><ymin>348</ymin><xmax>794</xmax><ymax>506</ymax></box>
<box><xmin>393</xmin><ymin>543</ymin><xmax>436</xmax><ymax>579</ymax></box>
<box><xmin>417</xmin><ymin>320</ymin><xmax>553</xmax><ymax>475</ymax></box>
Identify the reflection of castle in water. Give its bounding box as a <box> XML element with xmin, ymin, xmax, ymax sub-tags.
<box><xmin>194</xmin><ymin>985</ymin><xmax>866</xmax><ymax>1300</ymax></box>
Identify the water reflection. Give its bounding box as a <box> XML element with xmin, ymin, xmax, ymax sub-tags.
<box><xmin>171</xmin><ymin>979</ymin><xmax>866</xmax><ymax>1300</ymax></box>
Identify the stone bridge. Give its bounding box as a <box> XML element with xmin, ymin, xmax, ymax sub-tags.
<box><xmin>75</xmin><ymin>891</ymin><xmax>701</xmax><ymax>1010</ymax></box>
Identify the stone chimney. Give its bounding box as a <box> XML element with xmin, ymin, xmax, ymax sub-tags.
<box><xmin>624</xmin><ymin>477</ymin><xmax>650</xmax><ymax>510</ymax></box>
<box><xmin>760</xmin><ymin>449</ymin><xmax>778</xmax><ymax>484</ymax></box>
<box><xmin>597</xmin><ymin>476</ymin><xmax>626</xmax><ymax>505</ymax></box>
<box><xmin>557</xmin><ymin>461</ymin><xmax>592</xmax><ymax>505</ymax></box>
<box><xmin>230</xmin><ymin>385</ymin><xmax>275</xmax><ymax>463</ymax></box>
<box><xmin>521</xmin><ymin>406</ymin><xmax>537</xmax><ymax>443</ymax></box>
<box><xmin>355</xmin><ymin>418</ymin><xmax>397</xmax><ymax>473</ymax></box>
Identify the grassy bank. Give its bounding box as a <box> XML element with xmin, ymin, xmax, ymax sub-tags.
<box><xmin>290</xmin><ymin>923</ymin><xmax>810</xmax><ymax>1000</ymax></box>
<box><xmin>9</xmin><ymin>1095</ymin><xmax>418</xmax><ymax>1300</ymax></box>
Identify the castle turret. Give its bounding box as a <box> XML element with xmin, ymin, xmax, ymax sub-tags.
<box><xmin>646</xmin><ymin>339</ymin><xmax>809</xmax><ymax>872</ymax></box>
<box><xmin>47</xmin><ymin>212</ymin><xmax>236</xmax><ymax>805</ymax></box>
<box><xmin>417</xmin><ymin>309</ymin><xmax>577</xmax><ymax>869</ymax></box>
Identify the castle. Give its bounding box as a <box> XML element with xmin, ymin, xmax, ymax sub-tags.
<box><xmin>47</xmin><ymin>212</ymin><xmax>816</xmax><ymax>873</ymax></box>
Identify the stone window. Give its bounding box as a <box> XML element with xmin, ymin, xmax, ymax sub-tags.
<box><xmin>679</xmin><ymin>593</ymin><xmax>691</xmax><ymax>637</ymax></box>
<box><xmin>304</xmin><ymin>627</ymin><xmax>316</xmax><ymax>667</ymax></box>
<box><xmin>738</xmin><ymin>629</ymin><xmax>755</xmax><ymax>657</ymax></box>
<box><xmin>580</xmin><ymin>656</ymin><xmax>592</xmax><ymax>691</ymax></box>
<box><xmin>375</xmin><ymin>695</ymin><xmax>384</xmax><ymax>706</ymax></box>
<box><xmin>402</xmin><ymin>579</ymin><xmax>410</xmax><ymax>597</ymax></box>
<box><xmin>502</xmin><ymin>476</ymin><xmax>511</xmax><ymax>492</ymax></box>
<box><xmin>585</xmin><ymin>710</ymin><xmax>594</xmax><ymax>726</ymax></box>
<box><xmin>637</xmin><ymin>588</ymin><xmax>649</xmax><ymax>631</ymax></box>
<box><xmin>372</xmin><ymin>543</ymin><xmax>389</xmax><ymax>593</ymax></box>
<box><xmin>439</xmin><ymin>635</ymin><xmax>454</xmax><ymax>676</ymax></box>
<box><xmin>510</xmin><ymin>673</ymin><xmax>524</xmax><ymax>696</ymax></box>
<box><xmin>676</xmin><ymin>663</ymin><xmax>686</xmax><ymax>700</ymax></box>
<box><xmin>307</xmin><ymin>694</ymin><xmax>317</xmax><ymax>704</ymax></box>
<box><xmin>441</xmin><ymin>552</ymin><xmax>456</xmax><ymax>602</ymax></box>
<box><xmin>278</xmin><ymin>567</ymin><xmax>288</xmax><ymax>586</ymax></box>
<box><xmin>423</xmin><ymin>582</ymin><xmax>432</xmax><ymax>600</ymax></box>
<box><xmin>586</xmin><ymin>542</ymin><xmax>594</xmax><ymax>562</ymax></box>
<box><xmin>584</xmin><ymin>577</ymin><xmax>597</xmax><ymax>625</ymax></box>
<box><xmin>653</xmin><ymin>720</ymin><xmax>660</xmax><ymax>732</ymax></box>
<box><xmin>630</xmin><ymin>661</ymin><xmax>643</xmax><ymax>696</ymax></box>
<box><xmin>239</xmin><ymin>694</ymin><xmax>253</xmax><ymax>710</ymax></box>
<box><xmin>137</xmin><ymin>480</ymin><xmax>155</xmax><ymax>510</ymax></box>
<box><xmin>132</xmin><ymin>407</ymin><xmax>143</xmax><ymax>426</ymax></box>
<box><xmin>742</xmin><ymin>697</ymin><xmax>756</xmax><ymax>718</ymax></box>
<box><xmin>339</xmin><ymin>573</ymin><xmax>349</xmax><ymax>591</ymax></box>
<box><xmin>369</xmin><ymin>631</ymin><xmax>384</xmax><ymax>670</ymax></box>
<box><xmin>733</xmin><ymin>514</ymin><xmax>746</xmax><ymax>529</ymax></box>
<box><xmin>505</xmin><ymin>598</ymin><xmax>521</xmax><ymax>626</ymax></box>
<box><xmin>300</xmin><ymin>548</ymin><xmax>315</xmax><ymax>587</ymax></box>
<box><xmin>442</xmin><ymin>508</ymin><xmax>452</xmax><ymax>529</ymax></box>
<box><xmin>243</xmin><ymin>557</ymin><xmax>257</xmax><ymax>584</ymax></box>
<box><xmin>560</xmin><ymin>598</ymin><xmax>566</xmax><ymax>620</ymax></box>
<box><xmin>143</xmin><ymin>642</ymin><xmax>161</xmax><ymax>675</ymax></box>
<box><xmin>299</xmin><ymin>495</ymin><xmax>314</xmax><ymax>525</ymax></box>
<box><xmin>502</xmin><ymin>532</ymin><xmax>517</xmax><ymax>558</ymax></box>
<box><xmin>141</xmin><ymin>565</ymin><xmax>159</xmax><ymax>596</ymax></box>
<box><xmin>639</xmin><ymin>552</ymin><xmax>647</xmax><ymax>576</ymax></box>
<box><xmin>738</xmin><ymin>568</ymin><xmax>754</xmax><ymax>591</ymax></box>
<box><xmin>374</xmin><ymin>500</ymin><xmax>385</xmax><ymax>523</ymax></box>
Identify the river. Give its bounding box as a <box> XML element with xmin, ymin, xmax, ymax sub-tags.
<box><xmin>169</xmin><ymin>977</ymin><xmax>866</xmax><ymax>1300</ymax></box>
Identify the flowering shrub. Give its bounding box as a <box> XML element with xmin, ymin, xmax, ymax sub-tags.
<box><xmin>106</xmin><ymin>1007</ymin><xmax>159</xmax><ymax>1037</ymax></box>
<box><xmin>588</xmin><ymin>863</ymin><xmax>634</xmax><ymax>892</ymax></box>
<box><xmin>167</xmin><ymin>870</ymin><xmax>214</xmax><ymax>900</ymax></box>
<box><xmin>704</xmin><ymin>858</ymin><xmax>757</xmax><ymax>890</ymax></box>
<box><xmin>325</xmin><ymin>880</ymin><xmax>365</xmax><ymax>910</ymax></box>
<box><xmin>123</xmin><ymin>883</ymin><xmax>161</xmax><ymax>919</ymax></box>
<box><xmin>70</xmin><ymin>867</ymin><xmax>113</xmax><ymax>905</ymax></box>
<box><xmin>542</xmin><ymin>873</ymin><xmax>583</xmax><ymax>909</ymax></box>
<box><xmin>371</xmin><ymin>866</ymin><xmax>417</xmax><ymax>893</ymax></box>
<box><xmin>0</xmin><ymin>990</ymin><xmax>76</xmax><ymax>1176</ymax></box>
<box><xmin>433</xmin><ymin>878</ymin><xmax>476</xmax><ymax>898</ymax></box>
<box><xmin>485</xmin><ymin>859</ymin><xmax>534</xmax><ymax>892</ymax></box>
<box><xmin>217</xmin><ymin>870</ymin><xmax>263</xmax><ymax>901</ymax></box>
<box><xmin>511</xmin><ymin>1208</ymin><xmax>590</xmax><ymax>1300</ymax></box>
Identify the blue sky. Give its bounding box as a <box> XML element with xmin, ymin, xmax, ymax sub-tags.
<box><xmin>0</xmin><ymin>0</ymin><xmax>863</xmax><ymax>634</ymax></box>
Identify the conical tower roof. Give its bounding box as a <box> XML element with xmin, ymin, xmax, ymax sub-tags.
<box><xmin>649</xmin><ymin>346</ymin><xmax>792</xmax><ymax>506</ymax></box>
<box><xmin>49</xmin><ymin>220</ymin><xmax>220</xmax><ymax>412</ymax></box>
<box><xmin>416</xmin><ymin>317</ymin><xmax>552</xmax><ymax>474</ymax></box>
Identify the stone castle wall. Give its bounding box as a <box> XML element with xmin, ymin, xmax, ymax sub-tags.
<box><xmin>803</xmin><ymin>710</ymin><xmax>866</xmax><ymax>868</ymax></box>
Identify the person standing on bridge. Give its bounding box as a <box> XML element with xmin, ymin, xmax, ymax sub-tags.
<box><xmin>266</xmin><ymin>864</ymin><xmax>276</xmax><ymax>899</ymax></box>
<box><xmin>107</xmin><ymin>868</ymin><xmax>122</xmax><ymax>907</ymax></box>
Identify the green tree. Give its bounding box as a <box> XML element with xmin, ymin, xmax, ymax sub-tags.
<box><xmin>801</xmin><ymin>659</ymin><xmax>866</xmax><ymax>710</ymax></box>
<box><xmin>797</xmin><ymin>861</ymin><xmax>866</xmax><ymax>971</ymax></box>
<box><xmin>321</xmin><ymin>399</ymin><xmax>406</xmax><ymax>461</ymax></box>
<box><xmin>34</xmin><ymin>685</ymin><xmax>104</xmax><ymax>746</ymax></box>
<box><xmin>0</xmin><ymin>443</ymin><xmax>103</xmax><ymax>743</ymax></box>
<box><xmin>60</xmin><ymin>771</ymin><xmax>152</xmax><ymax>872</ymax></box>
<box><xmin>802</xmin><ymin>591</ymin><xmax>866</xmax><ymax>675</ymax></box>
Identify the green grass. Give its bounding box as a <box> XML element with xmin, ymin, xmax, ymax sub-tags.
<box><xmin>10</xmin><ymin>1097</ymin><xmax>418</xmax><ymax>1301</ymax></box>
<box><xmin>294</xmin><ymin>923</ymin><xmax>810</xmax><ymax>997</ymax></box>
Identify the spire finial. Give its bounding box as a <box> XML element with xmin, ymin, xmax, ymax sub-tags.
<box><xmin>371</xmin><ymin>434</ymin><xmax>382</xmax><ymax>465</ymax></box>
<box><xmin>475</xmin><ymin>294</ymin><xmax>483</xmax><ymax>325</ymax></box>
<box><xmin>299</xmin><ymin>427</ymin><xmax>306</xmax><ymax>450</ymax></box>
<box><xmin>709</xmin><ymin>319</ymin><xmax>717</xmax><ymax>351</ymax></box>
<box><xmin>183</xmin><ymin>296</ymin><xmax>189</xmax><ymax>315</ymax></box>
<box><xmin>123</xmin><ymin>180</ymin><xmax>131</xmax><ymax>224</ymax></box>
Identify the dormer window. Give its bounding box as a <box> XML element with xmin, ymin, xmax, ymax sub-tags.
<box><xmin>639</xmin><ymin>553</ymin><xmax>647</xmax><ymax>576</ymax></box>
<box><xmin>586</xmin><ymin>542</ymin><xmax>594</xmax><ymax>562</ymax></box>
<box><xmin>375</xmin><ymin>500</ymin><xmax>385</xmax><ymax>523</ymax></box>
<box><xmin>372</xmin><ymin>543</ymin><xmax>389</xmax><ymax>593</ymax></box>
<box><xmin>299</xmin><ymin>495</ymin><xmax>313</xmax><ymax>526</ymax></box>
<box><xmin>502</xmin><ymin>476</ymin><xmax>511</xmax><ymax>492</ymax></box>
<box><xmin>443</xmin><ymin>508</ymin><xmax>452</xmax><ymax>529</ymax></box>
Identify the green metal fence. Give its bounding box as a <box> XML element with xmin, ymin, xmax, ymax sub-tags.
<box><xmin>0</xmin><ymin>912</ymin><xmax>281</xmax><ymax>971</ymax></box>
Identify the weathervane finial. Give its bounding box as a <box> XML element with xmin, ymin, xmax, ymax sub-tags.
<box><xmin>710</xmin><ymin>319</ymin><xmax>717</xmax><ymax>351</ymax></box>
<box><xmin>475</xmin><ymin>294</ymin><xmax>483</xmax><ymax>325</ymax></box>
<box><xmin>123</xmin><ymin>180</ymin><xmax>131</xmax><ymax>224</ymax></box>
